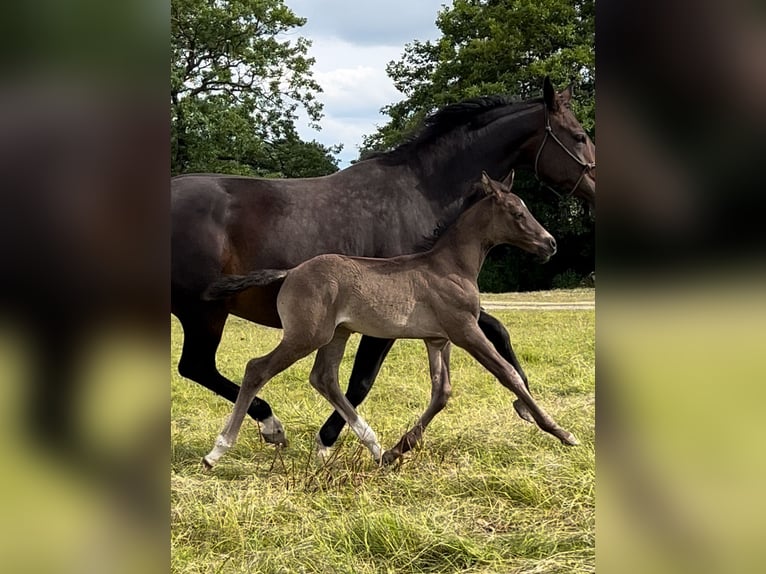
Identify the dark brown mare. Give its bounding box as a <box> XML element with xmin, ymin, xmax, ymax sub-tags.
<box><xmin>201</xmin><ymin>172</ymin><xmax>577</xmax><ymax>467</ymax></box>
<box><xmin>171</xmin><ymin>77</ymin><xmax>595</xmax><ymax>449</ymax></box>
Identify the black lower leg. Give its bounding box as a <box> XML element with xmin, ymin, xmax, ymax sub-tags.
<box><xmin>317</xmin><ymin>336</ymin><xmax>395</xmax><ymax>447</ymax></box>
<box><xmin>177</xmin><ymin>310</ymin><xmax>273</xmax><ymax>422</ymax></box>
<box><xmin>478</xmin><ymin>310</ymin><xmax>529</xmax><ymax>390</ymax></box>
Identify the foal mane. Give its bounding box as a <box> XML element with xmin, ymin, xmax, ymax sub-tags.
<box><xmin>415</xmin><ymin>182</ymin><xmax>487</xmax><ymax>252</ymax></box>
<box><xmin>363</xmin><ymin>96</ymin><xmax>543</xmax><ymax>165</ymax></box>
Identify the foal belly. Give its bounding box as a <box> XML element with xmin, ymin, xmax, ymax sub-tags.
<box><xmin>339</xmin><ymin>299</ymin><xmax>445</xmax><ymax>339</ymax></box>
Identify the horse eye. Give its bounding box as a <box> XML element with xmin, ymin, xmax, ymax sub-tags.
<box><xmin>575</xmin><ymin>133</ymin><xmax>587</xmax><ymax>144</ymax></box>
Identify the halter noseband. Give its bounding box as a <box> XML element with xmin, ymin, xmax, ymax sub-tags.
<box><xmin>534</xmin><ymin>105</ymin><xmax>596</xmax><ymax>199</ymax></box>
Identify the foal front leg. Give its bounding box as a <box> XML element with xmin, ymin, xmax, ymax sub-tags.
<box><xmin>382</xmin><ymin>339</ymin><xmax>452</xmax><ymax>464</ymax></box>
<box><xmin>450</xmin><ymin>321</ymin><xmax>578</xmax><ymax>446</ymax></box>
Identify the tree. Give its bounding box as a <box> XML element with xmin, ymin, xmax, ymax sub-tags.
<box><xmin>171</xmin><ymin>0</ymin><xmax>339</xmax><ymax>177</ymax></box>
<box><xmin>362</xmin><ymin>0</ymin><xmax>595</xmax><ymax>291</ymax></box>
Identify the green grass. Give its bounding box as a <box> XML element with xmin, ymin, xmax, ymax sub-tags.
<box><xmin>480</xmin><ymin>287</ymin><xmax>594</xmax><ymax>304</ymax></box>
<box><xmin>171</xmin><ymin>290</ymin><xmax>594</xmax><ymax>573</ymax></box>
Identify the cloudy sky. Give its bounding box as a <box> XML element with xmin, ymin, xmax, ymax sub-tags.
<box><xmin>284</xmin><ymin>0</ymin><xmax>452</xmax><ymax>167</ymax></box>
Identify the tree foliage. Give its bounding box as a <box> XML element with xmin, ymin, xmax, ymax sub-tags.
<box><xmin>171</xmin><ymin>0</ymin><xmax>340</xmax><ymax>177</ymax></box>
<box><xmin>361</xmin><ymin>0</ymin><xmax>595</xmax><ymax>291</ymax></box>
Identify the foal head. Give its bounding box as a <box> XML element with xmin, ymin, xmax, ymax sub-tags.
<box><xmin>480</xmin><ymin>171</ymin><xmax>558</xmax><ymax>262</ymax></box>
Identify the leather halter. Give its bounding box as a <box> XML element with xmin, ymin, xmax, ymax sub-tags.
<box><xmin>534</xmin><ymin>105</ymin><xmax>595</xmax><ymax>199</ymax></box>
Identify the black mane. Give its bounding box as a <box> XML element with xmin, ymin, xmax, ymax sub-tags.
<box><xmin>415</xmin><ymin>182</ymin><xmax>487</xmax><ymax>252</ymax></box>
<box><xmin>363</xmin><ymin>95</ymin><xmax>543</xmax><ymax>164</ymax></box>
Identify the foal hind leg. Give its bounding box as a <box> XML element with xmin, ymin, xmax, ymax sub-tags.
<box><xmin>203</xmin><ymin>336</ymin><xmax>316</xmax><ymax>468</ymax></box>
<box><xmin>310</xmin><ymin>329</ymin><xmax>383</xmax><ymax>463</ymax></box>
<box><xmin>382</xmin><ymin>339</ymin><xmax>452</xmax><ymax>465</ymax></box>
<box><xmin>176</xmin><ymin>303</ymin><xmax>285</xmax><ymax>445</ymax></box>
<box><xmin>478</xmin><ymin>311</ymin><xmax>535</xmax><ymax>425</ymax></box>
<box><xmin>451</xmin><ymin>321</ymin><xmax>578</xmax><ymax>446</ymax></box>
<box><xmin>316</xmin><ymin>336</ymin><xmax>395</xmax><ymax>454</ymax></box>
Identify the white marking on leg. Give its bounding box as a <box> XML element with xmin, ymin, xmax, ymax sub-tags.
<box><xmin>348</xmin><ymin>417</ymin><xmax>382</xmax><ymax>462</ymax></box>
<box><xmin>204</xmin><ymin>434</ymin><xmax>231</xmax><ymax>467</ymax></box>
<box><xmin>315</xmin><ymin>433</ymin><xmax>333</xmax><ymax>461</ymax></box>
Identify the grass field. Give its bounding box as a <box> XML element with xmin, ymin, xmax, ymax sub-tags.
<box><xmin>171</xmin><ymin>289</ymin><xmax>595</xmax><ymax>573</ymax></box>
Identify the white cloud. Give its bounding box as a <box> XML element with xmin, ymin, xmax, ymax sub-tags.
<box><xmin>314</xmin><ymin>65</ymin><xmax>403</xmax><ymax>117</ymax></box>
<box><xmin>282</xmin><ymin>2</ymin><xmax>451</xmax><ymax>167</ymax></box>
<box><xmin>287</xmin><ymin>0</ymin><xmax>449</xmax><ymax>46</ymax></box>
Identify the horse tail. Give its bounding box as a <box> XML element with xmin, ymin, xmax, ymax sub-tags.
<box><xmin>203</xmin><ymin>269</ymin><xmax>289</xmax><ymax>300</ymax></box>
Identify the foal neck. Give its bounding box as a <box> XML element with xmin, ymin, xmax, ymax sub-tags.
<box><xmin>430</xmin><ymin>198</ymin><xmax>497</xmax><ymax>280</ymax></box>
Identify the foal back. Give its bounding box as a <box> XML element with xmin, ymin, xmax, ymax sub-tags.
<box><xmin>276</xmin><ymin>253</ymin><xmax>463</xmax><ymax>341</ymax></box>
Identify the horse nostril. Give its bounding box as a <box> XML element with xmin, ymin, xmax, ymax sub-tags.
<box><xmin>549</xmin><ymin>237</ymin><xmax>557</xmax><ymax>252</ymax></box>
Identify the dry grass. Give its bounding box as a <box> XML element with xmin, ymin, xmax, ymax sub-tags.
<box><xmin>171</xmin><ymin>290</ymin><xmax>594</xmax><ymax>573</ymax></box>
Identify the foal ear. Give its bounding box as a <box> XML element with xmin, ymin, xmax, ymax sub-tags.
<box><xmin>543</xmin><ymin>76</ymin><xmax>558</xmax><ymax>111</ymax></box>
<box><xmin>480</xmin><ymin>170</ymin><xmax>493</xmax><ymax>195</ymax></box>
<box><xmin>480</xmin><ymin>170</ymin><xmax>504</xmax><ymax>200</ymax></box>
<box><xmin>501</xmin><ymin>169</ymin><xmax>515</xmax><ymax>190</ymax></box>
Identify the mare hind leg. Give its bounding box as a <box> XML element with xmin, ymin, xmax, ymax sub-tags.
<box><xmin>316</xmin><ymin>336</ymin><xmax>395</xmax><ymax>453</ymax></box>
<box><xmin>203</xmin><ymin>333</ymin><xmax>318</xmax><ymax>468</ymax></box>
<box><xmin>478</xmin><ymin>310</ymin><xmax>535</xmax><ymax>424</ymax></box>
<box><xmin>175</xmin><ymin>303</ymin><xmax>285</xmax><ymax>445</ymax></box>
<box><xmin>382</xmin><ymin>340</ymin><xmax>452</xmax><ymax>465</ymax></box>
<box><xmin>449</xmin><ymin>320</ymin><xmax>579</xmax><ymax>446</ymax></box>
<box><xmin>310</xmin><ymin>329</ymin><xmax>383</xmax><ymax>463</ymax></box>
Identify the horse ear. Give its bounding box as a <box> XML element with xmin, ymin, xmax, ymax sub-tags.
<box><xmin>543</xmin><ymin>76</ymin><xmax>558</xmax><ymax>111</ymax></box>
<box><xmin>501</xmin><ymin>169</ymin><xmax>515</xmax><ymax>190</ymax></box>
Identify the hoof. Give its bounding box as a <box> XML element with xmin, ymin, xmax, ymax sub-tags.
<box><xmin>561</xmin><ymin>432</ymin><xmax>580</xmax><ymax>446</ymax></box>
<box><xmin>262</xmin><ymin>431</ymin><xmax>288</xmax><ymax>447</ymax></box>
<box><xmin>260</xmin><ymin>416</ymin><xmax>288</xmax><ymax>446</ymax></box>
<box><xmin>381</xmin><ymin>450</ymin><xmax>400</xmax><ymax>466</ymax></box>
<box><xmin>513</xmin><ymin>399</ymin><xmax>536</xmax><ymax>424</ymax></box>
<box><xmin>201</xmin><ymin>457</ymin><xmax>214</xmax><ymax>470</ymax></box>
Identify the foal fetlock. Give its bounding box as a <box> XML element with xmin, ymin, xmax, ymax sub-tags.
<box><xmin>513</xmin><ymin>399</ymin><xmax>536</xmax><ymax>424</ymax></box>
<box><xmin>382</xmin><ymin>426</ymin><xmax>424</xmax><ymax>465</ymax></box>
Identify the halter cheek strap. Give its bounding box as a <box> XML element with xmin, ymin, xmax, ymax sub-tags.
<box><xmin>534</xmin><ymin>106</ymin><xmax>596</xmax><ymax>199</ymax></box>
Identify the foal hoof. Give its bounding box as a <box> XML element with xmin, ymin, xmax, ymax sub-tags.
<box><xmin>201</xmin><ymin>457</ymin><xmax>214</xmax><ymax>471</ymax></box>
<box><xmin>513</xmin><ymin>399</ymin><xmax>536</xmax><ymax>424</ymax></box>
<box><xmin>561</xmin><ymin>432</ymin><xmax>580</xmax><ymax>446</ymax></box>
<box><xmin>381</xmin><ymin>450</ymin><xmax>401</xmax><ymax>466</ymax></box>
<box><xmin>260</xmin><ymin>416</ymin><xmax>288</xmax><ymax>446</ymax></box>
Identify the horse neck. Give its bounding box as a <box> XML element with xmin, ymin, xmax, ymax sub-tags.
<box><xmin>415</xmin><ymin>102</ymin><xmax>543</xmax><ymax>208</ymax></box>
<box><xmin>430</xmin><ymin>198</ymin><xmax>498</xmax><ymax>280</ymax></box>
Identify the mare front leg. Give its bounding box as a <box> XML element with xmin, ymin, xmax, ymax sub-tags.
<box><xmin>382</xmin><ymin>339</ymin><xmax>452</xmax><ymax>465</ymax></box>
<box><xmin>478</xmin><ymin>310</ymin><xmax>535</xmax><ymax>425</ymax></box>
<box><xmin>175</xmin><ymin>302</ymin><xmax>286</xmax><ymax>445</ymax></box>
<box><xmin>311</xmin><ymin>329</ymin><xmax>383</xmax><ymax>464</ymax></box>
<box><xmin>450</xmin><ymin>320</ymin><xmax>579</xmax><ymax>446</ymax></box>
<box><xmin>316</xmin><ymin>336</ymin><xmax>395</xmax><ymax>454</ymax></box>
<box><xmin>203</xmin><ymin>335</ymin><xmax>316</xmax><ymax>468</ymax></box>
